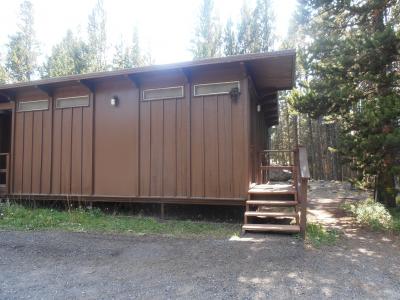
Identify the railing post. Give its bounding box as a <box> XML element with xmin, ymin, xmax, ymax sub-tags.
<box><xmin>300</xmin><ymin>178</ymin><xmax>308</xmax><ymax>238</ymax></box>
<box><xmin>297</xmin><ymin>146</ymin><xmax>310</xmax><ymax>238</ymax></box>
<box><xmin>293</xmin><ymin>148</ymin><xmax>299</xmax><ymax>187</ymax></box>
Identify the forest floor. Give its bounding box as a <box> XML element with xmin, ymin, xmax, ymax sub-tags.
<box><xmin>308</xmin><ymin>180</ymin><xmax>399</xmax><ymax>242</ymax></box>
<box><xmin>1</xmin><ymin>181</ymin><xmax>399</xmax><ymax>299</ymax></box>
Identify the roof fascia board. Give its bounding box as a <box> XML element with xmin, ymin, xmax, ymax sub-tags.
<box><xmin>78</xmin><ymin>79</ymin><xmax>96</xmax><ymax>93</ymax></box>
<box><xmin>35</xmin><ymin>84</ymin><xmax>53</xmax><ymax>97</ymax></box>
<box><xmin>0</xmin><ymin>50</ymin><xmax>295</xmax><ymax>91</ymax></box>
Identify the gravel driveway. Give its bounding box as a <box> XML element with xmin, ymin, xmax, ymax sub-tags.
<box><xmin>1</xmin><ymin>183</ymin><xmax>400</xmax><ymax>299</ymax></box>
<box><xmin>1</xmin><ymin>230</ymin><xmax>399</xmax><ymax>299</ymax></box>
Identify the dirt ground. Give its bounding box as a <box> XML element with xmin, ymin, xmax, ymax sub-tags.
<box><xmin>1</xmin><ymin>182</ymin><xmax>399</xmax><ymax>299</ymax></box>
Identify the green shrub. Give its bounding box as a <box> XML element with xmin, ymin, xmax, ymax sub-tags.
<box><xmin>343</xmin><ymin>198</ymin><xmax>398</xmax><ymax>232</ymax></box>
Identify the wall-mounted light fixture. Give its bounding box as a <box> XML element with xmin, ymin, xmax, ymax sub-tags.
<box><xmin>110</xmin><ymin>95</ymin><xmax>119</xmax><ymax>107</ymax></box>
<box><xmin>229</xmin><ymin>87</ymin><xmax>240</xmax><ymax>101</ymax></box>
<box><xmin>257</xmin><ymin>104</ymin><xmax>261</xmax><ymax>112</ymax></box>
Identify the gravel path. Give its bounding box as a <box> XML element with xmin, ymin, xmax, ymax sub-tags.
<box><xmin>1</xmin><ymin>182</ymin><xmax>400</xmax><ymax>299</ymax></box>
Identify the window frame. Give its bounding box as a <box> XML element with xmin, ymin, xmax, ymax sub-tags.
<box><xmin>193</xmin><ymin>81</ymin><xmax>240</xmax><ymax>97</ymax></box>
<box><xmin>142</xmin><ymin>85</ymin><xmax>184</xmax><ymax>101</ymax></box>
<box><xmin>55</xmin><ymin>95</ymin><xmax>90</xmax><ymax>109</ymax></box>
<box><xmin>17</xmin><ymin>99</ymin><xmax>49</xmax><ymax>112</ymax></box>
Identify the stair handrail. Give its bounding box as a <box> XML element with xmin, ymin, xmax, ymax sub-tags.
<box><xmin>258</xmin><ymin>149</ymin><xmax>295</xmax><ymax>184</ymax></box>
<box><xmin>294</xmin><ymin>146</ymin><xmax>310</xmax><ymax>237</ymax></box>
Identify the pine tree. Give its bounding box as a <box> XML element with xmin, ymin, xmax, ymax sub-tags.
<box><xmin>141</xmin><ymin>50</ymin><xmax>155</xmax><ymax>66</ymax></box>
<box><xmin>252</xmin><ymin>0</ymin><xmax>274</xmax><ymax>52</ymax></box>
<box><xmin>0</xmin><ymin>65</ymin><xmax>7</xmax><ymax>84</ymax></box>
<box><xmin>112</xmin><ymin>40</ymin><xmax>131</xmax><ymax>70</ymax></box>
<box><xmin>41</xmin><ymin>30</ymin><xmax>90</xmax><ymax>78</ymax></box>
<box><xmin>236</xmin><ymin>2</ymin><xmax>254</xmax><ymax>54</ymax></box>
<box><xmin>112</xmin><ymin>28</ymin><xmax>144</xmax><ymax>70</ymax></box>
<box><xmin>223</xmin><ymin>18</ymin><xmax>237</xmax><ymax>56</ymax></box>
<box><xmin>236</xmin><ymin>0</ymin><xmax>274</xmax><ymax>54</ymax></box>
<box><xmin>87</xmin><ymin>0</ymin><xmax>107</xmax><ymax>72</ymax></box>
<box><xmin>191</xmin><ymin>0</ymin><xmax>222</xmax><ymax>59</ymax></box>
<box><xmin>6</xmin><ymin>0</ymin><xmax>39</xmax><ymax>82</ymax></box>
<box><xmin>129</xmin><ymin>28</ymin><xmax>142</xmax><ymax>67</ymax></box>
<box><xmin>292</xmin><ymin>0</ymin><xmax>400</xmax><ymax>207</ymax></box>
<box><xmin>0</xmin><ymin>53</ymin><xmax>8</xmax><ymax>83</ymax></box>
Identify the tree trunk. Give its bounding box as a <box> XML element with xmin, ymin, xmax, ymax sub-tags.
<box><xmin>307</xmin><ymin>115</ymin><xmax>315</xmax><ymax>179</ymax></box>
<box><xmin>376</xmin><ymin>171</ymin><xmax>396</xmax><ymax>208</ymax></box>
<box><xmin>315</xmin><ymin>117</ymin><xmax>324</xmax><ymax>179</ymax></box>
<box><xmin>293</xmin><ymin>115</ymin><xmax>299</xmax><ymax>147</ymax></box>
<box><xmin>332</xmin><ymin>123</ymin><xmax>340</xmax><ymax>181</ymax></box>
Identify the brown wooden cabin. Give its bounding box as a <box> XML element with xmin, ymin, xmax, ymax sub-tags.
<box><xmin>0</xmin><ymin>50</ymin><xmax>310</xmax><ymax>234</ymax></box>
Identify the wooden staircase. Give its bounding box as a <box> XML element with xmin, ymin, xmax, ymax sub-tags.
<box><xmin>242</xmin><ymin>147</ymin><xmax>310</xmax><ymax>235</ymax></box>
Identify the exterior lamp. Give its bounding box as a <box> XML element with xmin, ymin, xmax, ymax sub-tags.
<box><xmin>229</xmin><ymin>87</ymin><xmax>240</xmax><ymax>101</ymax></box>
<box><xmin>110</xmin><ymin>95</ymin><xmax>119</xmax><ymax>107</ymax></box>
<box><xmin>257</xmin><ymin>104</ymin><xmax>261</xmax><ymax>112</ymax></box>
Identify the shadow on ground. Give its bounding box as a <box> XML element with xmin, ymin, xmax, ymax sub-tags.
<box><xmin>9</xmin><ymin>199</ymin><xmax>245</xmax><ymax>223</ymax></box>
<box><xmin>1</xmin><ymin>181</ymin><xmax>399</xmax><ymax>299</ymax></box>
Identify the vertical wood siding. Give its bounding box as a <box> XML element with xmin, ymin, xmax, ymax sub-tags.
<box><xmin>13</xmin><ymin>95</ymin><xmax>54</xmax><ymax>194</ymax></box>
<box><xmin>139</xmin><ymin>96</ymin><xmax>190</xmax><ymax>197</ymax></box>
<box><xmin>13</xmin><ymin>86</ymin><xmax>93</xmax><ymax>195</ymax></box>
<box><xmin>52</xmin><ymin>87</ymin><xmax>93</xmax><ymax>195</ymax></box>
<box><xmin>11</xmin><ymin>67</ymin><xmax>249</xmax><ymax>201</ymax></box>
<box><xmin>190</xmin><ymin>91</ymin><xmax>247</xmax><ymax>199</ymax></box>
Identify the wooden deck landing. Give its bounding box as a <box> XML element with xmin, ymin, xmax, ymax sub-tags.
<box><xmin>248</xmin><ymin>183</ymin><xmax>295</xmax><ymax>194</ymax></box>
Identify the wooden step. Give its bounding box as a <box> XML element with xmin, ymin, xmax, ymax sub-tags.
<box><xmin>246</xmin><ymin>200</ymin><xmax>297</xmax><ymax>206</ymax></box>
<box><xmin>245</xmin><ymin>211</ymin><xmax>297</xmax><ymax>218</ymax></box>
<box><xmin>259</xmin><ymin>165</ymin><xmax>294</xmax><ymax>170</ymax></box>
<box><xmin>248</xmin><ymin>187</ymin><xmax>296</xmax><ymax>195</ymax></box>
<box><xmin>242</xmin><ymin>224</ymin><xmax>300</xmax><ymax>233</ymax></box>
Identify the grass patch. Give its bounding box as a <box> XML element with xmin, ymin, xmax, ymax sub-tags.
<box><xmin>342</xmin><ymin>198</ymin><xmax>400</xmax><ymax>233</ymax></box>
<box><xmin>0</xmin><ymin>203</ymin><xmax>241</xmax><ymax>238</ymax></box>
<box><xmin>306</xmin><ymin>223</ymin><xmax>339</xmax><ymax>247</ymax></box>
<box><xmin>389</xmin><ymin>207</ymin><xmax>400</xmax><ymax>232</ymax></box>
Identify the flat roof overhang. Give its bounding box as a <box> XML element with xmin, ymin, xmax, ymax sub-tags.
<box><xmin>0</xmin><ymin>50</ymin><xmax>295</xmax><ymax>100</ymax></box>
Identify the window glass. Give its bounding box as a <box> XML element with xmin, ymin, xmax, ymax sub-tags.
<box><xmin>143</xmin><ymin>86</ymin><xmax>184</xmax><ymax>100</ymax></box>
<box><xmin>56</xmin><ymin>96</ymin><xmax>89</xmax><ymax>109</ymax></box>
<box><xmin>194</xmin><ymin>81</ymin><xmax>240</xmax><ymax>96</ymax></box>
<box><xmin>18</xmin><ymin>100</ymin><xmax>48</xmax><ymax>112</ymax></box>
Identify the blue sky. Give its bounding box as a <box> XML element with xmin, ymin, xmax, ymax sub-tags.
<box><xmin>0</xmin><ymin>0</ymin><xmax>296</xmax><ymax>65</ymax></box>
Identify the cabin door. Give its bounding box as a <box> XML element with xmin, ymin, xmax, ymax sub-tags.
<box><xmin>0</xmin><ymin>109</ymin><xmax>12</xmax><ymax>194</ymax></box>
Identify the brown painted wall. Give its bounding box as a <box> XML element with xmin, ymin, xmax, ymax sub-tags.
<box><xmin>12</xmin><ymin>85</ymin><xmax>93</xmax><ymax>195</ymax></box>
<box><xmin>51</xmin><ymin>85</ymin><xmax>93</xmax><ymax>195</ymax></box>
<box><xmin>10</xmin><ymin>64</ymin><xmax>250</xmax><ymax>202</ymax></box>
<box><xmin>249</xmin><ymin>81</ymin><xmax>269</xmax><ymax>184</ymax></box>
<box><xmin>138</xmin><ymin>73</ymin><xmax>191</xmax><ymax>198</ymax></box>
<box><xmin>94</xmin><ymin>80</ymin><xmax>139</xmax><ymax>196</ymax></box>
<box><xmin>13</xmin><ymin>90</ymin><xmax>52</xmax><ymax>194</ymax></box>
